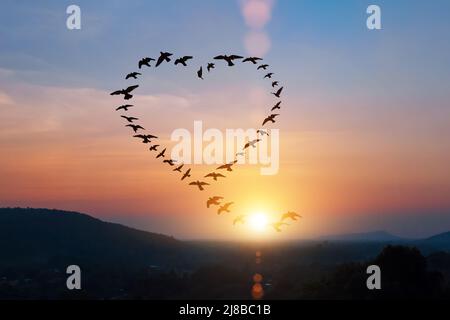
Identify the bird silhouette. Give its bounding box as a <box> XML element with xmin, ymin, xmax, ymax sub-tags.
<box><xmin>121</xmin><ymin>115</ymin><xmax>139</xmax><ymax>123</ymax></box>
<box><xmin>156</xmin><ymin>148</ymin><xmax>166</xmax><ymax>159</ymax></box>
<box><xmin>134</xmin><ymin>134</ymin><xmax>157</xmax><ymax>140</ymax></box>
<box><xmin>264</xmin><ymin>73</ymin><xmax>274</xmax><ymax>79</ymax></box>
<box><xmin>163</xmin><ymin>159</ymin><xmax>176</xmax><ymax>166</ymax></box>
<box><xmin>197</xmin><ymin>66</ymin><xmax>203</xmax><ymax>79</ymax></box>
<box><xmin>181</xmin><ymin>168</ymin><xmax>191</xmax><ymax>181</ymax></box>
<box><xmin>189</xmin><ymin>181</ymin><xmax>209</xmax><ymax>191</ymax></box>
<box><xmin>257</xmin><ymin>64</ymin><xmax>269</xmax><ymax>70</ymax></box>
<box><xmin>272</xmin><ymin>86</ymin><xmax>284</xmax><ymax>98</ymax></box>
<box><xmin>233</xmin><ymin>215</ymin><xmax>247</xmax><ymax>226</ymax></box>
<box><xmin>280</xmin><ymin>211</ymin><xmax>302</xmax><ymax>221</ymax></box>
<box><xmin>272</xmin><ymin>81</ymin><xmax>279</xmax><ymax>88</ymax></box>
<box><xmin>207</xmin><ymin>63</ymin><xmax>215</xmax><ymax>72</ymax></box>
<box><xmin>257</xmin><ymin>129</ymin><xmax>269</xmax><ymax>136</ymax></box>
<box><xmin>262</xmin><ymin>114</ymin><xmax>280</xmax><ymax>126</ymax></box>
<box><xmin>271</xmin><ymin>101</ymin><xmax>281</xmax><ymax>111</ymax></box>
<box><xmin>149</xmin><ymin>145</ymin><xmax>160</xmax><ymax>151</ymax></box>
<box><xmin>207</xmin><ymin>196</ymin><xmax>223</xmax><ymax>208</ymax></box>
<box><xmin>174</xmin><ymin>56</ymin><xmax>193</xmax><ymax>66</ymax></box>
<box><xmin>173</xmin><ymin>164</ymin><xmax>184</xmax><ymax>172</ymax></box>
<box><xmin>138</xmin><ymin>57</ymin><xmax>155</xmax><ymax>69</ymax></box>
<box><xmin>236</xmin><ymin>152</ymin><xmax>245</xmax><ymax>157</ymax></box>
<box><xmin>110</xmin><ymin>85</ymin><xmax>139</xmax><ymax>100</ymax></box>
<box><xmin>126</xmin><ymin>72</ymin><xmax>141</xmax><ymax>80</ymax></box>
<box><xmin>216</xmin><ymin>160</ymin><xmax>238</xmax><ymax>172</ymax></box>
<box><xmin>218</xmin><ymin>202</ymin><xmax>234</xmax><ymax>215</ymax></box>
<box><xmin>204</xmin><ymin>172</ymin><xmax>226</xmax><ymax>181</ymax></box>
<box><xmin>244</xmin><ymin>139</ymin><xmax>261</xmax><ymax>150</ymax></box>
<box><xmin>134</xmin><ymin>134</ymin><xmax>155</xmax><ymax>144</ymax></box>
<box><xmin>155</xmin><ymin>52</ymin><xmax>173</xmax><ymax>67</ymax></box>
<box><xmin>126</xmin><ymin>124</ymin><xmax>145</xmax><ymax>133</ymax></box>
<box><xmin>270</xmin><ymin>222</ymin><xmax>289</xmax><ymax>232</ymax></box>
<box><xmin>214</xmin><ymin>55</ymin><xmax>244</xmax><ymax>66</ymax></box>
<box><xmin>242</xmin><ymin>57</ymin><xmax>262</xmax><ymax>64</ymax></box>
<box><xmin>116</xmin><ymin>104</ymin><xmax>134</xmax><ymax>111</ymax></box>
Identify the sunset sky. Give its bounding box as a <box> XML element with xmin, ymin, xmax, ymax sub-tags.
<box><xmin>1</xmin><ymin>0</ymin><xmax>450</xmax><ymax>240</ymax></box>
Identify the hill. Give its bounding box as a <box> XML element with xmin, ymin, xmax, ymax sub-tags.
<box><xmin>425</xmin><ymin>231</ymin><xmax>450</xmax><ymax>243</ymax></box>
<box><xmin>0</xmin><ymin>207</ymin><xmax>187</xmax><ymax>269</ymax></box>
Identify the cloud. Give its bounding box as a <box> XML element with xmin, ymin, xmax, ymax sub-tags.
<box><xmin>0</xmin><ymin>91</ymin><xmax>14</xmax><ymax>105</ymax></box>
<box><xmin>0</xmin><ymin>68</ymin><xmax>15</xmax><ymax>78</ymax></box>
<box><xmin>136</xmin><ymin>94</ymin><xmax>193</xmax><ymax>110</ymax></box>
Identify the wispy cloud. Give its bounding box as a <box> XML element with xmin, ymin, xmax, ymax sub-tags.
<box><xmin>0</xmin><ymin>91</ymin><xmax>14</xmax><ymax>105</ymax></box>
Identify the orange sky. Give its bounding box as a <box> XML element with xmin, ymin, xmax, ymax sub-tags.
<box><xmin>1</xmin><ymin>80</ymin><xmax>450</xmax><ymax>240</ymax></box>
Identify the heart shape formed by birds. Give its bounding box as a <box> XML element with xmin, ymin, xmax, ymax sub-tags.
<box><xmin>110</xmin><ymin>51</ymin><xmax>300</xmax><ymax>233</ymax></box>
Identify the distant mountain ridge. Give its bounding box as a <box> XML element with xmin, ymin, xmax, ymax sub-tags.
<box><xmin>425</xmin><ymin>232</ymin><xmax>450</xmax><ymax>243</ymax></box>
<box><xmin>320</xmin><ymin>230</ymin><xmax>404</xmax><ymax>242</ymax></box>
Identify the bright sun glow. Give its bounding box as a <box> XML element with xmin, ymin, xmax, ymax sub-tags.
<box><xmin>248</xmin><ymin>212</ymin><xmax>269</xmax><ymax>232</ymax></box>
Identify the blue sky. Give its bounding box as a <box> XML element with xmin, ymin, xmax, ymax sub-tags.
<box><xmin>1</xmin><ymin>0</ymin><xmax>449</xmax><ymax>94</ymax></box>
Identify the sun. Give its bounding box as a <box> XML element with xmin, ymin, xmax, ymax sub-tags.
<box><xmin>248</xmin><ymin>212</ymin><xmax>269</xmax><ymax>232</ymax></box>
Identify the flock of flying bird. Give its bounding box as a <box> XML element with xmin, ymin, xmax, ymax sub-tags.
<box><xmin>110</xmin><ymin>51</ymin><xmax>300</xmax><ymax>233</ymax></box>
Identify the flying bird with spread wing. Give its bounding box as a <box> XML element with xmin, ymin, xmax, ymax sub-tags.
<box><xmin>121</xmin><ymin>115</ymin><xmax>139</xmax><ymax>123</ymax></box>
<box><xmin>156</xmin><ymin>148</ymin><xmax>166</xmax><ymax>159</ymax></box>
<box><xmin>270</xmin><ymin>222</ymin><xmax>289</xmax><ymax>232</ymax></box>
<box><xmin>149</xmin><ymin>145</ymin><xmax>160</xmax><ymax>151</ymax></box>
<box><xmin>155</xmin><ymin>52</ymin><xmax>173</xmax><ymax>67</ymax></box>
<box><xmin>262</xmin><ymin>114</ymin><xmax>280</xmax><ymax>126</ymax></box>
<box><xmin>272</xmin><ymin>87</ymin><xmax>284</xmax><ymax>98</ymax></box>
<box><xmin>134</xmin><ymin>134</ymin><xmax>156</xmax><ymax>144</ymax></box>
<box><xmin>181</xmin><ymin>168</ymin><xmax>191</xmax><ymax>181</ymax></box>
<box><xmin>264</xmin><ymin>73</ymin><xmax>274</xmax><ymax>79</ymax></box>
<box><xmin>163</xmin><ymin>159</ymin><xmax>176</xmax><ymax>166</ymax></box>
<box><xmin>257</xmin><ymin>64</ymin><xmax>269</xmax><ymax>70</ymax></box>
<box><xmin>126</xmin><ymin>124</ymin><xmax>145</xmax><ymax>133</ymax></box>
<box><xmin>116</xmin><ymin>104</ymin><xmax>134</xmax><ymax>111</ymax></box>
<box><xmin>242</xmin><ymin>57</ymin><xmax>262</xmax><ymax>64</ymax></box>
<box><xmin>233</xmin><ymin>215</ymin><xmax>247</xmax><ymax>226</ymax></box>
<box><xmin>174</xmin><ymin>56</ymin><xmax>193</xmax><ymax>66</ymax></box>
<box><xmin>126</xmin><ymin>72</ymin><xmax>141</xmax><ymax>80</ymax></box>
<box><xmin>189</xmin><ymin>181</ymin><xmax>210</xmax><ymax>191</ymax></box>
<box><xmin>214</xmin><ymin>54</ymin><xmax>244</xmax><ymax>66</ymax></box>
<box><xmin>218</xmin><ymin>202</ymin><xmax>234</xmax><ymax>215</ymax></box>
<box><xmin>135</xmin><ymin>134</ymin><xmax>158</xmax><ymax>140</ymax></box>
<box><xmin>244</xmin><ymin>139</ymin><xmax>261</xmax><ymax>150</ymax></box>
<box><xmin>257</xmin><ymin>129</ymin><xmax>269</xmax><ymax>136</ymax></box>
<box><xmin>110</xmin><ymin>85</ymin><xmax>139</xmax><ymax>100</ymax></box>
<box><xmin>216</xmin><ymin>160</ymin><xmax>238</xmax><ymax>172</ymax></box>
<box><xmin>271</xmin><ymin>101</ymin><xmax>281</xmax><ymax>111</ymax></box>
<box><xmin>272</xmin><ymin>81</ymin><xmax>279</xmax><ymax>88</ymax></box>
<box><xmin>204</xmin><ymin>172</ymin><xmax>226</xmax><ymax>181</ymax></box>
<box><xmin>207</xmin><ymin>63</ymin><xmax>215</xmax><ymax>72</ymax></box>
<box><xmin>197</xmin><ymin>66</ymin><xmax>203</xmax><ymax>79</ymax></box>
<box><xmin>280</xmin><ymin>211</ymin><xmax>302</xmax><ymax>222</ymax></box>
<box><xmin>173</xmin><ymin>164</ymin><xmax>184</xmax><ymax>172</ymax></box>
<box><xmin>207</xmin><ymin>196</ymin><xmax>223</xmax><ymax>208</ymax></box>
<box><xmin>138</xmin><ymin>57</ymin><xmax>155</xmax><ymax>69</ymax></box>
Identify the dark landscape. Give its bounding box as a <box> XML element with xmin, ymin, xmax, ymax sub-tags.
<box><xmin>1</xmin><ymin>208</ymin><xmax>450</xmax><ymax>300</ymax></box>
